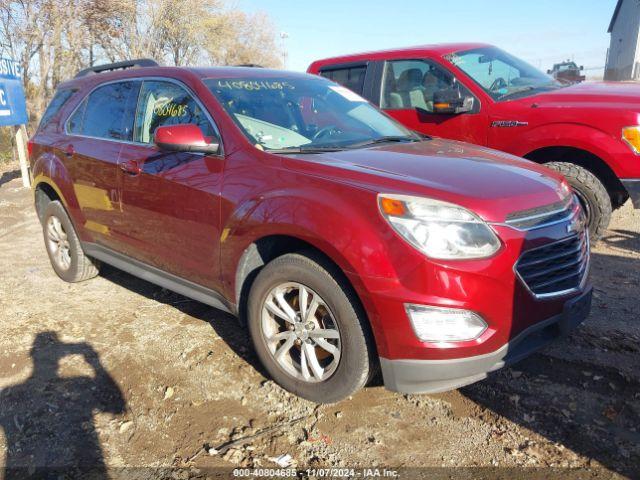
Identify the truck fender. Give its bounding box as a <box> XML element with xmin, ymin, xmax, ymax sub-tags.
<box><xmin>512</xmin><ymin>123</ymin><xmax>622</xmax><ymax>172</ymax></box>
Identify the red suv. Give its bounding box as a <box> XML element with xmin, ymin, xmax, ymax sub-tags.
<box><xmin>29</xmin><ymin>60</ymin><xmax>592</xmax><ymax>403</ymax></box>
<box><xmin>309</xmin><ymin>43</ymin><xmax>640</xmax><ymax>240</ymax></box>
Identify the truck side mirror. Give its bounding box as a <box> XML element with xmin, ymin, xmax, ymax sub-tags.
<box><xmin>432</xmin><ymin>89</ymin><xmax>473</xmax><ymax>114</ymax></box>
<box><xmin>547</xmin><ymin>69</ymin><xmax>552</xmax><ymax>74</ymax></box>
<box><xmin>580</xmin><ymin>65</ymin><xmax>584</xmax><ymax>71</ymax></box>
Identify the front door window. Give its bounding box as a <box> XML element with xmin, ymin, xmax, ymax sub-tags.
<box><xmin>380</xmin><ymin>59</ymin><xmax>471</xmax><ymax>112</ymax></box>
<box><xmin>134</xmin><ymin>81</ymin><xmax>216</xmax><ymax>144</ymax></box>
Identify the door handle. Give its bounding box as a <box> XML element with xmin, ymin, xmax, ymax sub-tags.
<box><xmin>119</xmin><ymin>159</ymin><xmax>141</xmax><ymax>176</ymax></box>
<box><xmin>65</xmin><ymin>145</ymin><xmax>74</xmax><ymax>157</ymax></box>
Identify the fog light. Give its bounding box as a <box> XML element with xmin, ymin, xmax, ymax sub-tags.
<box><xmin>405</xmin><ymin>304</ymin><xmax>487</xmax><ymax>343</ymax></box>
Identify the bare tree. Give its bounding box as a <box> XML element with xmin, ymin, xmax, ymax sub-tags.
<box><xmin>97</xmin><ymin>0</ymin><xmax>166</xmax><ymax>62</ymax></box>
<box><xmin>0</xmin><ymin>0</ymin><xmax>46</xmax><ymax>87</ymax></box>
<box><xmin>204</xmin><ymin>10</ymin><xmax>282</xmax><ymax>68</ymax></box>
<box><xmin>155</xmin><ymin>0</ymin><xmax>222</xmax><ymax>66</ymax></box>
<box><xmin>0</xmin><ymin>0</ymin><xmax>283</xmax><ymax>126</ymax></box>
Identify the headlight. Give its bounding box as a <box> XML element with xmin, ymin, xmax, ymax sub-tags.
<box><xmin>622</xmin><ymin>126</ymin><xmax>640</xmax><ymax>154</ymax></box>
<box><xmin>378</xmin><ymin>194</ymin><xmax>501</xmax><ymax>259</ymax></box>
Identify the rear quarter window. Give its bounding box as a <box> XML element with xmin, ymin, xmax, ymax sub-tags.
<box><xmin>38</xmin><ymin>89</ymin><xmax>76</xmax><ymax>131</ymax></box>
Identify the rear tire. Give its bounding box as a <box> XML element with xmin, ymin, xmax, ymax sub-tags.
<box><xmin>545</xmin><ymin>162</ymin><xmax>611</xmax><ymax>241</ymax></box>
<box><xmin>247</xmin><ymin>252</ymin><xmax>374</xmax><ymax>403</ymax></box>
<box><xmin>42</xmin><ymin>200</ymin><xmax>100</xmax><ymax>282</ymax></box>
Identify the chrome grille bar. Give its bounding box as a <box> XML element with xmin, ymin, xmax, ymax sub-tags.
<box><xmin>515</xmin><ymin>231</ymin><xmax>589</xmax><ymax>298</ymax></box>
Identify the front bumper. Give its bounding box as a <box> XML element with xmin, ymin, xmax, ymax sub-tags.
<box><xmin>380</xmin><ymin>286</ymin><xmax>592</xmax><ymax>394</ymax></box>
<box><xmin>622</xmin><ymin>179</ymin><xmax>640</xmax><ymax>208</ymax></box>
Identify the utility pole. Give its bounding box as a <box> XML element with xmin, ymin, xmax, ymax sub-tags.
<box><xmin>280</xmin><ymin>32</ymin><xmax>289</xmax><ymax>69</ymax></box>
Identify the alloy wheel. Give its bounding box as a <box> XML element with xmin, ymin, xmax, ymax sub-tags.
<box><xmin>261</xmin><ymin>282</ymin><xmax>341</xmax><ymax>383</ymax></box>
<box><xmin>46</xmin><ymin>215</ymin><xmax>71</xmax><ymax>271</ymax></box>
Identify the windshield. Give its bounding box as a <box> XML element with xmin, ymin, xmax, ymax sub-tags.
<box><xmin>446</xmin><ymin>46</ymin><xmax>562</xmax><ymax>101</ymax></box>
<box><xmin>204</xmin><ymin>76</ymin><xmax>416</xmax><ymax>152</ymax></box>
<box><xmin>556</xmin><ymin>62</ymin><xmax>577</xmax><ymax>72</ymax></box>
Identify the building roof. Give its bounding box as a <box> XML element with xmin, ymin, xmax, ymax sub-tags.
<box><xmin>608</xmin><ymin>0</ymin><xmax>624</xmax><ymax>33</ymax></box>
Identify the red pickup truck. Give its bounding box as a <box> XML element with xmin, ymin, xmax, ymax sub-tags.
<box><xmin>309</xmin><ymin>43</ymin><xmax>640</xmax><ymax>239</ymax></box>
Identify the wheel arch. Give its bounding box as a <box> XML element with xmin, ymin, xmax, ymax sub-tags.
<box><xmin>31</xmin><ymin>146</ymin><xmax>85</xmax><ymax>218</ymax></box>
<box><xmin>234</xmin><ymin>233</ymin><xmax>382</xmax><ymax>374</ymax></box>
<box><xmin>221</xmin><ymin>184</ymin><xmax>398</xmax><ymax>358</ymax></box>
<box><xmin>33</xmin><ymin>178</ymin><xmax>66</xmax><ymax>222</ymax></box>
<box><xmin>524</xmin><ymin>146</ymin><xmax>628</xmax><ymax>208</ymax></box>
<box><xmin>234</xmin><ymin>234</ymin><xmax>364</xmax><ymax>318</ymax></box>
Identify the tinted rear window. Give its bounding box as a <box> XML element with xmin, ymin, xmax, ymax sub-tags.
<box><xmin>39</xmin><ymin>89</ymin><xmax>75</xmax><ymax>130</ymax></box>
<box><xmin>67</xmin><ymin>81</ymin><xmax>140</xmax><ymax>141</ymax></box>
<box><xmin>319</xmin><ymin>65</ymin><xmax>367</xmax><ymax>94</ymax></box>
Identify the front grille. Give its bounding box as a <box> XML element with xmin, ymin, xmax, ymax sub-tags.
<box><xmin>515</xmin><ymin>232</ymin><xmax>589</xmax><ymax>297</ymax></box>
<box><xmin>506</xmin><ymin>196</ymin><xmax>575</xmax><ymax>230</ymax></box>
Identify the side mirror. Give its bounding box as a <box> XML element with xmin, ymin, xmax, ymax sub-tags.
<box><xmin>432</xmin><ymin>89</ymin><xmax>473</xmax><ymax>114</ymax></box>
<box><xmin>547</xmin><ymin>69</ymin><xmax>552</xmax><ymax>74</ymax></box>
<box><xmin>154</xmin><ymin>124</ymin><xmax>220</xmax><ymax>155</ymax></box>
<box><xmin>580</xmin><ymin>65</ymin><xmax>584</xmax><ymax>71</ymax></box>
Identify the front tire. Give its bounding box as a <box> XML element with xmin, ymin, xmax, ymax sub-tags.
<box><xmin>545</xmin><ymin>162</ymin><xmax>612</xmax><ymax>241</ymax></box>
<box><xmin>42</xmin><ymin>200</ymin><xmax>100</xmax><ymax>282</ymax></box>
<box><xmin>247</xmin><ymin>252</ymin><xmax>374</xmax><ymax>403</ymax></box>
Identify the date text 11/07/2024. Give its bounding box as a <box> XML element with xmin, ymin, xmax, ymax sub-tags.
<box><xmin>232</xmin><ymin>468</ymin><xmax>400</xmax><ymax>478</ymax></box>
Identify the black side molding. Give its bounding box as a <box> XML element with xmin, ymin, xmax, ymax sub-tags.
<box><xmin>83</xmin><ymin>243</ymin><xmax>234</xmax><ymax>314</ymax></box>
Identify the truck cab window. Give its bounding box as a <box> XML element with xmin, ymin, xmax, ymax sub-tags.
<box><xmin>381</xmin><ymin>59</ymin><xmax>461</xmax><ymax>112</ymax></box>
<box><xmin>319</xmin><ymin>65</ymin><xmax>367</xmax><ymax>94</ymax></box>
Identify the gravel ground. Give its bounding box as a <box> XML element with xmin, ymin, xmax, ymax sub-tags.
<box><xmin>0</xmin><ymin>162</ymin><xmax>638</xmax><ymax>479</ymax></box>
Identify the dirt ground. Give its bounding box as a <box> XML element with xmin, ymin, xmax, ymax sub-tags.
<box><xmin>0</xmin><ymin>162</ymin><xmax>639</xmax><ymax>479</ymax></box>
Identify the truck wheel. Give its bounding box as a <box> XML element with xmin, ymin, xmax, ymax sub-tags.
<box><xmin>42</xmin><ymin>200</ymin><xmax>100</xmax><ymax>282</ymax></box>
<box><xmin>545</xmin><ymin>162</ymin><xmax>611</xmax><ymax>241</ymax></box>
<box><xmin>247</xmin><ymin>252</ymin><xmax>374</xmax><ymax>403</ymax></box>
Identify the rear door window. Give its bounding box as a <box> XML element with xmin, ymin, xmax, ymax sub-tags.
<box><xmin>133</xmin><ymin>80</ymin><xmax>215</xmax><ymax>144</ymax></box>
<box><xmin>67</xmin><ymin>81</ymin><xmax>140</xmax><ymax>141</ymax></box>
<box><xmin>319</xmin><ymin>64</ymin><xmax>367</xmax><ymax>94</ymax></box>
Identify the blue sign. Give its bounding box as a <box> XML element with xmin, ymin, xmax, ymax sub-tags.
<box><xmin>0</xmin><ymin>58</ymin><xmax>28</xmax><ymax>127</ymax></box>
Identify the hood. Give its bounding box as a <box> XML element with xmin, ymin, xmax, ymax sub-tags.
<box><xmin>531</xmin><ymin>81</ymin><xmax>640</xmax><ymax>109</ymax></box>
<box><xmin>285</xmin><ymin>139</ymin><xmax>568</xmax><ymax>223</ymax></box>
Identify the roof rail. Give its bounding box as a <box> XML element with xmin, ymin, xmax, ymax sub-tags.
<box><xmin>234</xmin><ymin>63</ymin><xmax>264</xmax><ymax>68</ymax></box>
<box><xmin>74</xmin><ymin>59</ymin><xmax>159</xmax><ymax>79</ymax></box>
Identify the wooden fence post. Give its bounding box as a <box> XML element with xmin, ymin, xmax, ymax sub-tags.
<box><xmin>14</xmin><ymin>124</ymin><xmax>30</xmax><ymax>188</ymax></box>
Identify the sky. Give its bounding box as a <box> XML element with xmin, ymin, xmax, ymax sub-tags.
<box><xmin>238</xmin><ymin>0</ymin><xmax>618</xmax><ymax>77</ymax></box>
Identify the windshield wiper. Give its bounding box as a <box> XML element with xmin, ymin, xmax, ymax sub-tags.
<box><xmin>264</xmin><ymin>135</ymin><xmax>421</xmax><ymax>154</ymax></box>
<box><xmin>346</xmin><ymin>135</ymin><xmax>420</xmax><ymax>149</ymax></box>
<box><xmin>265</xmin><ymin>145</ymin><xmax>347</xmax><ymax>154</ymax></box>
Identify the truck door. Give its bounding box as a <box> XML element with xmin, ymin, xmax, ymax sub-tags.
<box><xmin>375</xmin><ymin>59</ymin><xmax>488</xmax><ymax>146</ymax></box>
